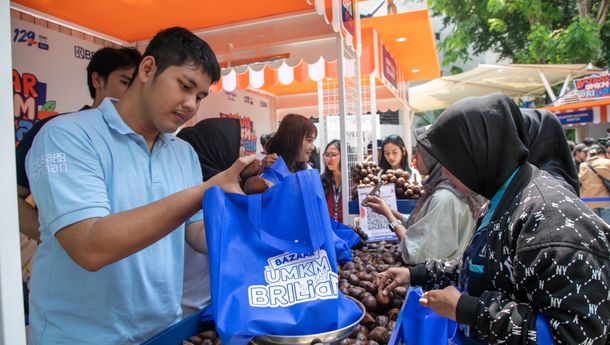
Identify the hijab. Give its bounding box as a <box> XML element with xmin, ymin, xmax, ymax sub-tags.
<box><xmin>177</xmin><ymin>118</ymin><xmax>241</xmax><ymax>181</ymax></box>
<box><xmin>520</xmin><ymin>109</ymin><xmax>579</xmax><ymax>196</ymax></box>
<box><xmin>417</xmin><ymin>93</ymin><xmax>529</xmax><ymax>200</ymax></box>
<box><xmin>405</xmin><ymin>138</ymin><xmax>485</xmax><ymax>228</ymax></box>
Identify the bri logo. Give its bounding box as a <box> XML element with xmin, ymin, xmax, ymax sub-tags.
<box><xmin>248</xmin><ymin>250</ymin><xmax>338</xmax><ymax>308</ymax></box>
<box><xmin>13</xmin><ymin>28</ymin><xmax>49</xmax><ymax>50</ymax></box>
<box><xmin>74</xmin><ymin>45</ymin><xmax>95</xmax><ymax>60</ymax></box>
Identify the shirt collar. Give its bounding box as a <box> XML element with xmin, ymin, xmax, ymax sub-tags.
<box><xmin>100</xmin><ymin>98</ymin><xmax>136</xmax><ymax>136</ymax></box>
<box><xmin>99</xmin><ymin>98</ymin><xmax>175</xmax><ymax>147</ymax></box>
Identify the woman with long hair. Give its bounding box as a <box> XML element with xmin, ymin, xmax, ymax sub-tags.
<box><xmin>379</xmin><ymin>134</ymin><xmax>411</xmax><ymax>174</ymax></box>
<box><xmin>264</xmin><ymin>114</ymin><xmax>317</xmax><ymax>172</ymax></box>
<box><xmin>321</xmin><ymin>140</ymin><xmax>343</xmax><ymax>223</ymax></box>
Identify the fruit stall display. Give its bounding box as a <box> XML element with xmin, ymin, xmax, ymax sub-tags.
<box><xmin>350</xmin><ymin>162</ymin><xmax>424</xmax><ymax>201</ymax></box>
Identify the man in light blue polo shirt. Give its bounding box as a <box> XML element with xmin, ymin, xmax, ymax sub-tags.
<box><xmin>26</xmin><ymin>27</ymin><xmax>250</xmax><ymax>345</ymax></box>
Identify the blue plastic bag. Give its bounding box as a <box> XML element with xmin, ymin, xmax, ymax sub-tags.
<box><xmin>388</xmin><ymin>287</ymin><xmax>458</xmax><ymax>345</ymax></box>
<box><xmin>203</xmin><ymin>169</ymin><xmax>362</xmax><ymax>345</ymax></box>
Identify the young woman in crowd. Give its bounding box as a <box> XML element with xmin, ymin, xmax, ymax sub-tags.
<box><xmin>377</xmin><ymin>93</ymin><xmax>610</xmax><ymax>344</ymax></box>
<box><xmin>365</xmin><ymin>127</ymin><xmax>484</xmax><ymax>265</ymax></box>
<box><xmin>578</xmin><ymin>144</ymin><xmax>610</xmax><ymax>223</ymax></box>
<box><xmin>321</xmin><ymin>140</ymin><xmax>343</xmax><ymax>223</ymax></box>
<box><xmin>263</xmin><ymin>113</ymin><xmax>317</xmax><ymax>172</ymax></box>
<box><xmin>379</xmin><ymin>134</ymin><xmax>411</xmax><ymax>175</ymax></box>
<box><xmin>176</xmin><ymin>117</ymin><xmax>242</xmax><ymax>317</ymax></box>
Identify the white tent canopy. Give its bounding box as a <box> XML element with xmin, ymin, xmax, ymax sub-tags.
<box><xmin>409</xmin><ymin>64</ymin><xmax>606</xmax><ymax>112</ymax></box>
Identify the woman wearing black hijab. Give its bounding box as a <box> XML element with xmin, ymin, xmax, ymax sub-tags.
<box><xmin>176</xmin><ymin>117</ymin><xmax>241</xmax><ymax>317</ymax></box>
<box><xmin>177</xmin><ymin>118</ymin><xmax>242</xmax><ymax>181</ymax></box>
<box><xmin>377</xmin><ymin>94</ymin><xmax>610</xmax><ymax>344</ymax></box>
<box><xmin>520</xmin><ymin>108</ymin><xmax>580</xmax><ymax>196</ymax></box>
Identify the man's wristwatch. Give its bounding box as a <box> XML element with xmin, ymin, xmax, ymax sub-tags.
<box><xmin>388</xmin><ymin>219</ymin><xmax>402</xmax><ymax>232</ymax></box>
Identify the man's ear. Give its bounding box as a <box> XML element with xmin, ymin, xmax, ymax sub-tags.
<box><xmin>91</xmin><ymin>71</ymin><xmax>104</xmax><ymax>89</ymax></box>
<box><xmin>138</xmin><ymin>56</ymin><xmax>156</xmax><ymax>82</ymax></box>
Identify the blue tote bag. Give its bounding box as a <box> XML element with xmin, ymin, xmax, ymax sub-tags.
<box><xmin>263</xmin><ymin>157</ymin><xmax>358</xmax><ymax>264</ymax></box>
<box><xmin>203</xmin><ymin>169</ymin><xmax>362</xmax><ymax>345</ymax></box>
<box><xmin>388</xmin><ymin>287</ymin><xmax>458</xmax><ymax>345</ymax></box>
<box><xmin>329</xmin><ymin>219</ymin><xmax>361</xmax><ymax>249</ymax></box>
<box><xmin>329</xmin><ymin>219</ymin><xmax>363</xmax><ymax>264</ymax></box>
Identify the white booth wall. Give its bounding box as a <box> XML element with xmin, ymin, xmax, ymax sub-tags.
<box><xmin>191</xmin><ymin>89</ymin><xmax>275</xmax><ymax>155</ymax></box>
<box><xmin>10</xmin><ymin>16</ymin><xmax>276</xmax><ymax>156</ymax></box>
<box><xmin>12</xmin><ymin>17</ymin><xmax>104</xmax><ymax>145</ymax></box>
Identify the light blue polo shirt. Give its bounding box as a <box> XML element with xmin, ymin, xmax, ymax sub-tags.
<box><xmin>26</xmin><ymin>98</ymin><xmax>203</xmax><ymax>345</ymax></box>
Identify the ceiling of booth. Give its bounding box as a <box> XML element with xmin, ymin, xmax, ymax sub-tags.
<box><xmin>12</xmin><ymin>0</ymin><xmax>315</xmax><ymax>42</ymax></box>
<box><xmin>13</xmin><ymin>1</ymin><xmax>441</xmax><ymax>97</ymax></box>
<box><xmin>361</xmin><ymin>9</ymin><xmax>440</xmax><ymax>82</ymax></box>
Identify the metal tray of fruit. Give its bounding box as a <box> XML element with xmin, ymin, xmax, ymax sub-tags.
<box><xmin>250</xmin><ymin>297</ymin><xmax>366</xmax><ymax>345</ymax></box>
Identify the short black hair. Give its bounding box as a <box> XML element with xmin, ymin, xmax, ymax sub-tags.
<box><xmin>259</xmin><ymin>132</ymin><xmax>275</xmax><ymax>150</ymax></box>
<box><xmin>86</xmin><ymin>47</ymin><xmax>142</xmax><ymax>98</ymax></box>
<box><xmin>139</xmin><ymin>27</ymin><xmax>220</xmax><ymax>83</ymax></box>
<box><xmin>573</xmin><ymin>143</ymin><xmax>587</xmax><ymax>154</ymax></box>
<box><xmin>589</xmin><ymin>144</ymin><xmax>605</xmax><ymax>157</ymax></box>
<box><xmin>583</xmin><ymin>137</ymin><xmax>595</xmax><ymax>146</ymax></box>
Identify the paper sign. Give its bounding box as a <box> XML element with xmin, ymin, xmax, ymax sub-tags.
<box><xmin>357</xmin><ymin>184</ymin><xmax>398</xmax><ymax>242</ymax></box>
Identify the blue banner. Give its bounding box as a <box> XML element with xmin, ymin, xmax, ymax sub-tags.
<box><xmin>556</xmin><ymin>109</ymin><xmax>593</xmax><ymax>125</ymax></box>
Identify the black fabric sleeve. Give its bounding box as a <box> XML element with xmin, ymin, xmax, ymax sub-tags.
<box><xmin>460</xmin><ymin>246</ymin><xmax>610</xmax><ymax>344</ymax></box>
<box><xmin>409</xmin><ymin>259</ymin><xmax>462</xmax><ymax>290</ymax></box>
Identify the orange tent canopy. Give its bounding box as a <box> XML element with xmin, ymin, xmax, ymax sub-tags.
<box><xmin>13</xmin><ymin>0</ymin><xmax>318</xmax><ymax>42</ymax></box>
<box><xmin>14</xmin><ymin>1</ymin><xmax>439</xmax><ymax>96</ymax></box>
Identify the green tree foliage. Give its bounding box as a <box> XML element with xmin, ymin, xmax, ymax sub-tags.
<box><xmin>427</xmin><ymin>0</ymin><xmax>610</xmax><ymax>67</ymax></box>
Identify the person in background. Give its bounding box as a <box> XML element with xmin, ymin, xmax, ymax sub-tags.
<box><xmin>321</xmin><ymin>140</ymin><xmax>343</xmax><ymax>223</ymax></box>
<box><xmin>377</xmin><ymin>93</ymin><xmax>610</xmax><ymax>344</ymax></box>
<box><xmin>573</xmin><ymin>143</ymin><xmax>588</xmax><ymax>172</ymax></box>
<box><xmin>579</xmin><ymin>144</ymin><xmax>610</xmax><ymax>224</ymax></box>
<box><xmin>263</xmin><ymin>113</ymin><xmax>317</xmax><ymax>172</ymax></box>
<box><xmin>25</xmin><ymin>27</ymin><xmax>250</xmax><ymax>344</ymax></box>
<box><xmin>365</xmin><ymin>127</ymin><xmax>483</xmax><ymax>265</ymax></box>
<box><xmin>309</xmin><ymin>145</ymin><xmax>321</xmax><ymax>170</ymax></box>
<box><xmin>378</xmin><ymin>134</ymin><xmax>411</xmax><ymax>175</ymax></box>
<box><xmin>176</xmin><ymin>117</ymin><xmax>242</xmax><ymax>317</ymax></box>
<box><xmin>16</xmin><ymin>46</ymin><xmax>142</xmax><ymax>242</ymax></box>
<box><xmin>595</xmin><ymin>141</ymin><xmax>609</xmax><ymax>158</ymax></box>
<box><xmin>581</xmin><ymin>137</ymin><xmax>593</xmax><ymax>148</ymax></box>
<box><xmin>259</xmin><ymin>132</ymin><xmax>274</xmax><ymax>155</ymax></box>
<box><xmin>409</xmin><ymin>146</ymin><xmax>422</xmax><ymax>185</ymax></box>
<box><xmin>365</xmin><ymin>139</ymin><xmax>383</xmax><ymax>162</ymax></box>
<box><xmin>520</xmin><ymin>109</ymin><xmax>580</xmax><ymax>196</ymax></box>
